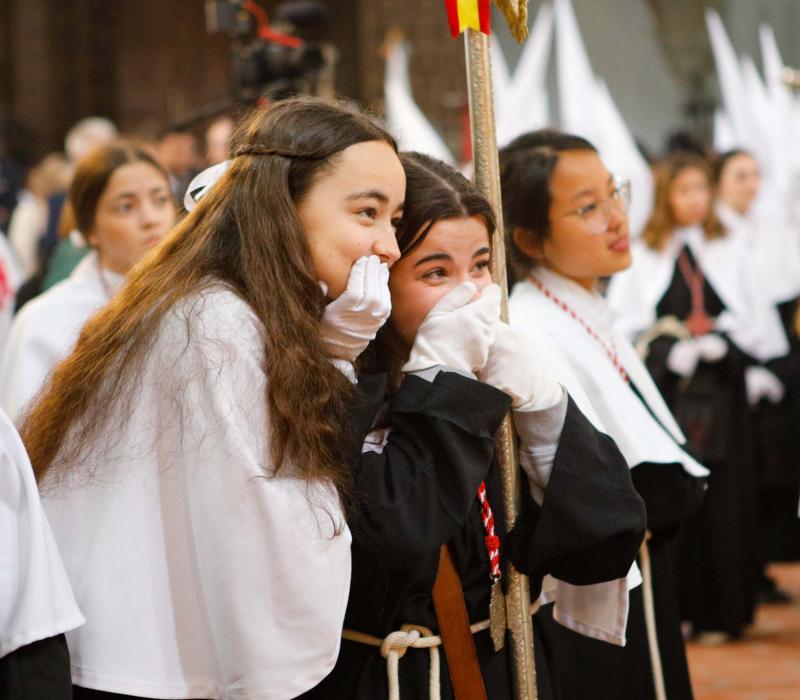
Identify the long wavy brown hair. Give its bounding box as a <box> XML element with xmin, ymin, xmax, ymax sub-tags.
<box><xmin>641</xmin><ymin>152</ymin><xmax>725</xmax><ymax>251</ymax></box>
<box><xmin>21</xmin><ymin>97</ymin><xmax>396</xmax><ymax>511</ymax></box>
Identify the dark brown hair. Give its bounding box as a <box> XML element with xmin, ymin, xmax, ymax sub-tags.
<box><xmin>641</xmin><ymin>152</ymin><xmax>725</xmax><ymax>250</ymax></box>
<box><xmin>359</xmin><ymin>151</ymin><xmax>496</xmax><ymax>388</ymax></box>
<box><xmin>712</xmin><ymin>148</ymin><xmax>751</xmax><ymax>185</ymax></box>
<box><xmin>499</xmin><ymin>129</ymin><xmax>597</xmax><ymax>281</ymax></box>
<box><xmin>69</xmin><ymin>141</ymin><xmax>169</xmax><ymax>234</ymax></box>
<box><xmin>22</xmin><ymin>97</ymin><xmax>396</xmax><ymax>514</ymax></box>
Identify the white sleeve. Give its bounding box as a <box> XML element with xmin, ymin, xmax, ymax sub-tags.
<box><xmin>156</xmin><ymin>302</ymin><xmax>351</xmax><ymax>698</ymax></box>
<box><xmin>0</xmin><ymin>408</ymin><xmax>84</xmax><ymax>658</ymax></box>
<box><xmin>0</xmin><ymin>308</ymin><xmax>62</xmax><ymax>422</ymax></box>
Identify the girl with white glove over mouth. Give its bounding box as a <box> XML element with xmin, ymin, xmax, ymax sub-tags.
<box><xmin>20</xmin><ymin>98</ymin><xmax>409</xmax><ymax>700</ymax></box>
<box><xmin>607</xmin><ymin>152</ymin><xmax>789</xmax><ymax>645</ymax></box>
<box><xmin>501</xmin><ymin>131</ymin><xmax>710</xmax><ymax>700</ymax></box>
<box><xmin>301</xmin><ymin>152</ymin><xmax>646</xmax><ymax>700</ymax></box>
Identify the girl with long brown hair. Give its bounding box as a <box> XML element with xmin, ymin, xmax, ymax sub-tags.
<box><xmin>20</xmin><ymin>97</ymin><xmax>413</xmax><ymax>699</ymax></box>
<box><xmin>0</xmin><ymin>141</ymin><xmax>176</xmax><ymax>420</ymax></box>
<box><xmin>301</xmin><ymin>152</ymin><xmax>646</xmax><ymax>700</ymax></box>
<box><xmin>608</xmin><ymin>151</ymin><xmax>789</xmax><ymax>642</ymax></box>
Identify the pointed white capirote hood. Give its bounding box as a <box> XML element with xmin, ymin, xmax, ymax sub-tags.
<box><xmin>554</xmin><ymin>0</ymin><xmax>653</xmax><ymax>237</ymax></box>
<box><xmin>384</xmin><ymin>39</ymin><xmax>455</xmax><ymax>165</ymax></box>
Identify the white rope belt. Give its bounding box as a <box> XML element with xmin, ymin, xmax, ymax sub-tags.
<box><xmin>342</xmin><ymin>619</ymin><xmax>490</xmax><ymax>700</ymax></box>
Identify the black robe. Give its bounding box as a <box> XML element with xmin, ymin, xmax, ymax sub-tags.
<box><xmin>535</xmin><ymin>387</ymin><xmax>706</xmax><ymax>700</ymax></box>
<box><xmin>755</xmin><ymin>297</ymin><xmax>800</xmax><ymax>562</ymax></box>
<box><xmin>0</xmin><ymin>634</ymin><xmax>72</xmax><ymax>700</ymax></box>
<box><xmin>302</xmin><ymin>370</ymin><xmax>646</xmax><ymax>700</ymax></box>
<box><xmin>645</xmin><ymin>246</ymin><xmax>759</xmax><ymax>637</ymax></box>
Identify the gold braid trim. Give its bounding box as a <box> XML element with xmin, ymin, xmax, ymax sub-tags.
<box><xmin>493</xmin><ymin>0</ymin><xmax>529</xmax><ymax>42</ymax></box>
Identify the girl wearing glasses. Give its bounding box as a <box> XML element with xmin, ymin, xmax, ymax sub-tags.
<box><xmin>607</xmin><ymin>152</ymin><xmax>789</xmax><ymax>646</ymax></box>
<box><xmin>501</xmin><ymin>131</ymin><xmax>709</xmax><ymax>700</ymax></box>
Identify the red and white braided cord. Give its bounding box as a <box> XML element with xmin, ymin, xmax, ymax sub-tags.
<box><xmin>477</xmin><ymin>480</ymin><xmax>501</xmax><ymax>581</ymax></box>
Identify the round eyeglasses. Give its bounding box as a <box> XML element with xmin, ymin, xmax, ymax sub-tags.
<box><xmin>560</xmin><ymin>177</ymin><xmax>631</xmax><ymax>235</ymax></box>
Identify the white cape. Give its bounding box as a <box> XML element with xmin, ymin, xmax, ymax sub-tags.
<box><xmin>42</xmin><ymin>285</ymin><xmax>351</xmax><ymax>698</ymax></box>
<box><xmin>1</xmin><ymin>406</ymin><xmax>84</xmax><ymax>658</ymax></box>
<box><xmin>510</xmin><ymin>268</ymin><xmax>709</xmax><ymax>647</ymax></box>
<box><xmin>716</xmin><ymin>201</ymin><xmax>800</xmax><ymax>305</ymax></box>
<box><xmin>606</xmin><ymin>226</ymin><xmax>789</xmax><ymax>363</ymax></box>
<box><xmin>0</xmin><ymin>251</ymin><xmax>123</xmax><ymax>421</ymax></box>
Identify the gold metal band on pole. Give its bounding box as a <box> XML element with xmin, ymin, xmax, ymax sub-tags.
<box><xmin>464</xmin><ymin>27</ymin><xmax>538</xmax><ymax>700</ymax></box>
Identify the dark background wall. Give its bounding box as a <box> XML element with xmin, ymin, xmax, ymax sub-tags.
<box><xmin>0</xmin><ymin>0</ymin><xmax>470</xmax><ymax>160</ymax></box>
<box><xmin>2</xmin><ymin>1</ymin><xmax>799</xmax><ymax>162</ymax></box>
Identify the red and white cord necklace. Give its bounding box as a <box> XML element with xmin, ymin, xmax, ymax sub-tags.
<box><xmin>528</xmin><ymin>273</ymin><xmax>630</xmax><ymax>383</ymax></box>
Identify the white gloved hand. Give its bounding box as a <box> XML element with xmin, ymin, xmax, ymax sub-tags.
<box><xmin>479</xmin><ymin>322</ymin><xmax>564</xmax><ymax>411</ymax></box>
<box><xmin>403</xmin><ymin>282</ymin><xmax>501</xmax><ymax>374</ymax></box>
<box><xmin>666</xmin><ymin>339</ymin><xmax>701</xmax><ymax>378</ymax></box>
<box><xmin>695</xmin><ymin>333</ymin><xmax>728</xmax><ymax>363</ymax></box>
<box><xmin>320</xmin><ymin>255</ymin><xmax>391</xmax><ymax>361</ymax></box>
<box><xmin>745</xmin><ymin>366</ymin><xmax>785</xmax><ymax>406</ymax></box>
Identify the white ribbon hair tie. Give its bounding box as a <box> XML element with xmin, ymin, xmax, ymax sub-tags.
<box><xmin>183</xmin><ymin>160</ymin><xmax>232</xmax><ymax>212</ymax></box>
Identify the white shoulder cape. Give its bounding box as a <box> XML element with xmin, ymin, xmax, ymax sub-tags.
<box><xmin>42</xmin><ymin>285</ymin><xmax>351</xmax><ymax>698</ymax></box>
<box><xmin>0</xmin><ymin>251</ymin><xmax>123</xmax><ymax>421</ymax></box>
<box><xmin>510</xmin><ymin>268</ymin><xmax>708</xmax><ymax>648</ymax></box>
<box><xmin>606</xmin><ymin>227</ymin><xmax>788</xmax><ymax>362</ymax></box>
<box><xmin>1</xmin><ymin>406</ymin><xmax>84</xmax><ymax>658</ymax></box>
<box><xmin>716</xmin><ymin>201</ymin><xmax>800</xmax><ymax>305</ymax></box>
<box><xmin>511</xmin><ymin>268</ymin><xmax>708</xmax><ymax>478</ymax></box>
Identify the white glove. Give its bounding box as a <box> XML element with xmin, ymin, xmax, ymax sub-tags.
<box><xmin>695</xmin><ymin>333</ymin><xmax>728</xmax><ymax>363</ymax></box>
<box><xmin>403</xmin><ymin>282</ymin><xmax>501</xmax><ymax>374</ymax></box>
<box><xmin>479</xmin><ymin>323</ymin><xmax>564</xmax><ymax>411</ymax></box>
<box><xmin>745</xmin><ymin>366</ymin><xmax>785</xmax><ymax>406</ymax></box>
<box><xmin>666</xmin><ymin>339</ymin><xmax>701</xmax><ymax>378</ymax></box>
<box><xmin>320</xmin><ymin>255</ymin><xmax>391</xmax><ymax>361</ymax></box>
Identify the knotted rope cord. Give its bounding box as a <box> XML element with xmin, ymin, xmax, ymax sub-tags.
<box><xmin>640</xmin><ymin>534</ymin><xmax>667</xmax><ymax>700</ymax></box>
<box><xmin>342</xmin><ymin>600</ymin><xmax>543</xmax><ymax>699</ymax></box>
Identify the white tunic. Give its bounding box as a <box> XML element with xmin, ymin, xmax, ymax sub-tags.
<box><xmin>606</xmin><ymin>226</ymin><xmax>789</xmax><ymax>363</ymax></box>
<box><xmin>0</xmin><ymin>232</ymin><xmax>21</xmax><ymax>355</ymax></box>
<box><xmin>716</xmin><ymin>201</ymin><xmax>800</xmax><ymax>306</ymax></box>
<box><xmin>0</xmin><ymin>251</ymin><xmax>123</xmax><ymax>421</ymax></box>
<box><xmin>1</xmin><ymin>406</ymin><xmax>84</xmax><ymax>658</ymax></box>
<box><xmin>511</xmin><ymin>267</ymin><xmax>708</xmax><ymax>479</ymax></box>
<box><xmin>42</xmin><ymin>285</ymin><xmax>351</xmax><ymax>699</ymax></box>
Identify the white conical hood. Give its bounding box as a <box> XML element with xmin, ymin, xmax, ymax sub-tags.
<box><xmin>713</xmin><ymin>109</ymin><xmax>737</xmax><ymax>153</ymax></box>
<box><xmin>706</xmin><ymin>9</ymin><xmax>753</xmax><ymax>149</ymax></box>
<box><xmin>384</xmin><ymin>39</ymin><xmax>455</xmax><ymax>165</ymax></box>
<box><xmin>501</xmin><ymin>3</ymin><xmax>553</xmax><ymax>145</ymax></box>
<box><xmin>554</xmin><ymin>0</ymin><xmax>653</xmax><ymax>236</ymax></box>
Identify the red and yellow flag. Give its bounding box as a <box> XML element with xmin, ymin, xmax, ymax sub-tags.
<box><xmin>445</xmin><ymin>0</ymin><xmax>491</xmax><ymax>38</ymax></box>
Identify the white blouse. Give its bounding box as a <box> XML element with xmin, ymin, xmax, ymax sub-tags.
<box><xmin>0</xmin><ymin>251</ymin><xmax>123</xmax><ymax>421</ymax></box>
<box><xmin>1</xmin><ymin>406</ymin><xmax>84</xmax><ymax>658</ymax></box>
<box><xmin>42</xmin><ymin>286</ymin><xmax>352</xmax><ymax>698</ymax></box>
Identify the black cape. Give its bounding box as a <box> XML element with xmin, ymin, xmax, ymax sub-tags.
<box><xmin>646</xmin><ymin>246</ymin><xmax>759</xmax><ymax>637</ymax></box>
<box><xmin>302</xmin><ymin>370</ymin><xmax>646</xmax><ymax>700</ymax></box>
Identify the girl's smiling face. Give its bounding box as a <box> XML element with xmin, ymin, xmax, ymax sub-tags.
<box><xmin>388</xmin><ymin>214</ymin><xmax>492</xmax><ymax>347</ymax></box>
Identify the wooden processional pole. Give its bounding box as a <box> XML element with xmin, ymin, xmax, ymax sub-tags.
<box><xmin>453</xmin><ymin>1</ymin><xmax>536</xmax><ymax>697</ymax></box>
